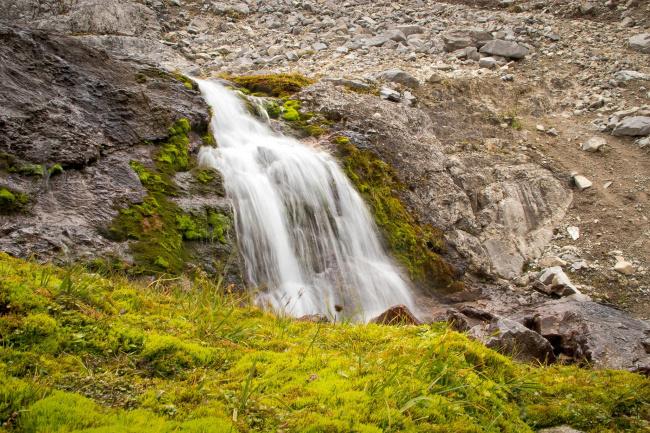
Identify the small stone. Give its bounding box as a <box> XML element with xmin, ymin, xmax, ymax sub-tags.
<box><xmin>312</xmin><ymin>42</ymin><xmax>328</xmax><ymax>51</ymax></box>
<box><xmin>629</xmin><ymin>33</ymin><xmax>650</xmax><ymax>54</ymax></box>
<box><xmin>603</xmin><ymin>181</ymin><xmax>613</xmax><ymax>189</ymax></box>
<box><xmin>567</xmin><ymin>226</ymin><xmax>580</xmax><ymax>240</ymax></box>
<box><xmin>479</xmin><ymin>57</ymin><xmax>497</xmax><ymax>69</ymax></box>
<box><xmin>285</xmin><ymin>50</ymin><xmax>299</xmax><ymax>61</ymax></box>
<box><xmin>573</xmin><ymin>175</ymin><xmax>593</xmax><ymax>191</ymax></box>
<box><xmin>547</xmin><ymin>128</ymin><xmax>559</xmax><ymax>136</ymax></box>
<box><xmin>582</xmin><ymin>136</ymin><xmax>606</xmax><ymax>152</ymax></box>
<box><xmin>614</xmin><ymin>261</ymin><xmax>635</xmax><ymax>276</ymax></box>
<box><xmin>612</xmin><ymin>116</ymin><xmax>650</xmax><ymax>136</ymax></box>
<box><xmin>426</xmin><ymin>72</ymin><xmax>443</xmax><ymax>84</ymax></box>
<box><xmin>380</xmin><ymin>87</ymin><xmax>401</xmax><ymax>102</ymax></box>
<box><xmin>536</xmin><ymin>124</ymin><xmax>545</xmax><ymax>132</ymax></box>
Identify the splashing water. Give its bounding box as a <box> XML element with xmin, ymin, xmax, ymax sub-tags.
<box><xmin>197</xmin><ymin>79</ymin><xmax>414</xmax><ymax>320</ymax></box>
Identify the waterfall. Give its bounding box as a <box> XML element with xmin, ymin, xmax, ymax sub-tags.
<box><xmin>196</xmin><ymin>79</ymin><xmax>415</xmax><ymax>320</ymax></box>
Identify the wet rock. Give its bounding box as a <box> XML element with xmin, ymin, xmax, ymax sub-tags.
<box><xmin>479</xmin><ymin>40</ymin><xmax>528</xmax><ymax>60</ymax></box>
<box><xmin>612</xmin><ymin>116</ymin><xmax>650</xmax><ymax>136</ymax></box>
<box><xmin>370</xmin><ymin>305</ymin><xmax>422</xmax><ymax>326</ymax></box>
<box><xmin>427</xmin><ymin>308</ymin><xmax>470</xmax><ymax>332</ymax></box>
<box><xmin>374</xmin><ymin>70</ymin><xmax>420</xmax><ymax>88</ymax></box>
<box><xmin>468</xmin><ymin>316</ymin><xmax>556</xmax><ymax>364</ymax></box>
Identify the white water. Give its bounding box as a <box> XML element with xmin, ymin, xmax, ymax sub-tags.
<box><xmin>197</xmin><ymin>79</ymin><xmax>415</xmax><ymax>320</ymax></box>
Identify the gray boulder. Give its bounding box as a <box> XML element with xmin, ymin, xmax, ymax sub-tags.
<box><xmin>365</xmin><ymin>30</ymin><xmax>407</xmax><ymax>47</ymax></box>
<box><xmin>468</xmin><ymin>316</ymin><xmax>556</xmax><ymax>364</ymax></box>
<box><xmin>629</xmin><ymin>33</ymin><xmax>650</xmax><ymax>54</ymax></box>
<box><xmin>612</xmin><ymin>116</ymin><xmax>650</xmax><ymax>136</ymax></box>
<box><xmin>479</xmin><ymin>40</ymin><xmax>528</xmax><ymax>60</ymax></box>
<box><xmin>442</xmin><ymin>31</ymin><xmax>474</xmax><ymax>51</ymax></box>
<box><xmin>375</xmin><ymin>70</ymin><xmax>420</xmax><ymax>88</ymax></box>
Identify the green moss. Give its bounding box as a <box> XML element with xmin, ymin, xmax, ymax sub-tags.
<box><xmin>18</xmin><ymin>164</ymin><xmax>44</xmax><ymax>177</ymax></box>
<box><xmin>202</xmin><ymin>133</ymin><xmax>216</xmax><ymax>148</ymax></box>
<box><xmin>334</xmin><ymin>137</ymin><xmax>459</xmax><ymax>291</ymax></box>
<box><xmin>0</xmin><ymin>253</ymin><xmax>648</xmax><ymax>433</ymax></box>
<box><xmin>49</xmin><ymin>165</ymin><xmax>64</xmax><ymax>176</ymax></box>
<box><xmin>156</xmin><ymin>119</ymin><xmax>191</xmax><ymax>174</ymax></box>
<box><xmin>0</xmin><ymin>187</ymin><xmax>29</xmax><ymax>213</ymax></box>
<box><xmin>222</xmin><ymin>74</ymin><xmax>315</xmax><ymax>99</ymax></box>
<box><xmin>1</xmin><ymin>154</ymin><xmax>44</xmax><ymax>178</ymax></box>
<box><xmin>282</xmin><ymin>100</ymin><xmax>302</xmax><ymax>121</ymax></box>
<box><xmin>177</xmin><ymin>209</ymin><xmax>231</xmax><ymax>243</ymax></box>
<box><xmin>265</xmin><ymin>101</ymin><xmax>282</xmax><ymax>119</ymax></box>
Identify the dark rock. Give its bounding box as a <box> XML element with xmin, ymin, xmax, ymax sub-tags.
<box><xmin>468</xmin><ymin>316</ymin><xmax>556</xmax><ymax>364</ymax></box>
<box><xmin>370</xmin><ymin>305</ymin><xmax>422</xmax><ymax>326</ymax></box>
<box><xmin>427</xmin><ymin>308</ymin><xmax>470</xmax><ymax>332</ymax></box>
<box><xmin>297</xmin><ymin>314</ymin><xmax>330</xmax><ymax>323</ymax></box>
<box><xmin>460</xmin><ymin>305</ymin><xmax>494</xmax><ymax>321</ymax></box>
<box><xmin>531</xmin><ymin>299</ymin><xmax>650</xmax><ymax>371</ymax></box>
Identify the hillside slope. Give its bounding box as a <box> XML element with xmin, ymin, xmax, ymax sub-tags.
<box><xmin>0</xmin><ymin>253</ymin><xmax>648</xmax><ymax>432</ymax></box>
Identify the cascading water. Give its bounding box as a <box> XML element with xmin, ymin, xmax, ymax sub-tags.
<box><xmin>197</xmin><ymin>79</ymin><xmax>415</xmax><ymax>320</ymax></box>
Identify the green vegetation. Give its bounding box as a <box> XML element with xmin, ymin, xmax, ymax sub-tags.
<box><xmin>222</xmin><ymin>74</ymin><xmax>315</xmax><ymax>99</ymax></box>
<box><xmin>0</xmin><ymin>253</ymin><xmax>648</xmax><ymax>432</ymax></box>
<box><xmin>279</xmin><ymin>100</ymin><xmax>329</xmax><ymax>138</ymax></box>
<box><xmin>156</xmin><ymin>119</ymin><xmax>191</xmax><ymax>174</ymax></box>
<box><xmin>334</xmin><ymin>137</ymin><xmax>460</xmax><ymax>291</ymax></box>
<box><xmin>1</xmin><ymin>153</ymin><xmax>43</xmax><ymax>178</ymax></box>
<box><xmin>109</xmin><ymin>120</ymin><xmax>230</xmax><ymax>275</ymax></box>
<box><xmin>135</xmin><ymin>69</ymin><xmax>198</xmax><ymax>91</ymax></box>
<box><xmin>49</xmin><ymin>165</ymin><xmax>64</xmax><ymax>176</ymax></box>
<box><xmin>0</xmin><ymin>187</ymin><xmax>29</xmax><ymax>213</ymax></box>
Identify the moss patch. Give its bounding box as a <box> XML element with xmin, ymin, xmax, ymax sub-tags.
<box><xmin>0</xmin><ymin>253</ymin><xmax>648</xmax><ymax>432</ymax></box>
<box><xmin>1</xmin><ymin>153</ymin><xmax>44</xmax><ymax>178</ymax></box>
<box><xmin>334</xmin><ymin>136</ymin><xmax>459</xmax><ymax>291</ymax></box>
<box><xmin>0</xmin><ymin>187</ymin><xmax>29</xmax><ymax>213</ymax></box>
<box><xmin>109</xmin><ymin>121</ymin><xmax>231</xmax><ymax>275</ymax></box>
<box><xmin>222</xmin><ymin>74</ymin><xmax>315</xmax><ymax>99</ymax></box>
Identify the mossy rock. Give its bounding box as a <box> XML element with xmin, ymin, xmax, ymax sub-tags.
<box><xmin>222</xmin><ymin>74</ymin><xmax>315</xmax><ymax>98</ymax></box>
<box><xmin>334</xmin><ymin>136</ymin><xmax>460</xmax><ymax>292</ymax></box>
<box><xmin>0</xmin><ymin>187</ymin><xmax>29</xmax><ymax>213</ymax></box>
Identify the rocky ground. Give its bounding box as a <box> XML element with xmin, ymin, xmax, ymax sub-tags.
<box><xmin>2</xmin><ymin>0</ymin><xmax>650</xmax><ymax>372</ymax></box>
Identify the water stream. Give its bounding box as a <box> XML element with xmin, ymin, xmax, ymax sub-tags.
<box><xmin>197</xmin><ymin>79</ymin><xmax>414</xmax><ymax>320</ymax></box>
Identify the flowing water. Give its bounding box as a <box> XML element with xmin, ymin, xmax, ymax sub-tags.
<box><xmin>197</xmin><ymin>79</ymin><xmax>415</xmax><ymax>320</ymax></box>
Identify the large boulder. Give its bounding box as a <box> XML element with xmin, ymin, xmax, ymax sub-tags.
<box><xmin>374</xmin><ymin>69</ymin><xmax>420</xmax><ymax>88</ymax></box>
<box><xmin>629</xmin><ymin>33</ymin><xmax>650</xmax><ymax>54</ymax></box>
<box><xmin>479</xmin><ymin>40</ymin><xmax>528</xmax><ymax>60</ymax></box>
<box><xmin>612</xmin><ymin>116</ymin><xmax>650</xmax><ymax>136</ymax></box>
<box><xmin>531</xmin><ymin>299</ymin><xmax>650</xmax><ymax>372</ymax></box>
<box><xmin>468</xmin><ymin>316</ymin><xmax>556</xmax><ymax>364</ymax></box>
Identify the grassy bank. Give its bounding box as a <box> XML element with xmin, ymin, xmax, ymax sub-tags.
<box><xmin>0</xmin><ymin>253</ymin><xmax>648</xmax><ymax>432</ymax></box>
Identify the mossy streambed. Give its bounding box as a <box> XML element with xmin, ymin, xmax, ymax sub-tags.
<box><xmin>0</xmin><ymin>253</ymin><xmax>649</xmax><ymax>432</ymax></box>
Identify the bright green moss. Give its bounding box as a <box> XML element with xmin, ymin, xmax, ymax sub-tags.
<box><xmin>222</xmin><ymin>74</ymin><xmax>315</xmax><ymax>99</ymax></box>
<box><xmin>0</xmin><ymin>253</ymin><xmax>648</xmax><ymax>433</ymax></box>
<box><xmin>282</xmin><ymin>100</ymin><xmax>301</xmax><ymax>121</ymax></box>
<box><xmin>49</xmin><ymin>165</ymin><xmax>64</xmax><ymax>176</ymax></box>
<box><xmin>177</xmin><ymin>209</ymin><xmax>231</xmax><ymax>243</ymax></box>
<box><xmin>156</xmin><ymin>119</ymin><xmax>191</xmax><ymax>174</ymax></box>
<box><xmin>18</xmin><ymin>163</ymin><xmax>44</xmax><ymax>177</ymax></box>
<box><xmin>334</xmin><ymin>137</ymin><xmax>459</xmax><ymax>291</ymax></box>
<box><xmin>0</xmin><ymin>187</ymin><xmax>29</xmax><ymax>213</ymax></box>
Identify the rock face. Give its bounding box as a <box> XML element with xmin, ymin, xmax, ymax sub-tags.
<box><xmin>301</xmin><ymin>82</ymin><xmax>571</xmax><ymax>281</ymax></box>
<box><xmin>468</xmin><ymin>316</ymin><xmax>556</xmax><ymax>364</ymax></box>
<box><xmin>0</xmin><ymin>24</ymin><xmax>243</xmax><ymax>286</ymax></box>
